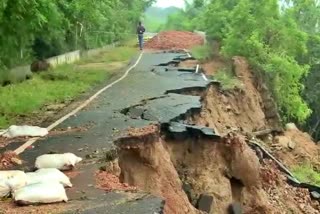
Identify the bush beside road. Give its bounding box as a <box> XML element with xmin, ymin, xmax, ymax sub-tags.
<box><xmin>0</xmin><ymin>45</ymin><xmax>137</xmax><ymax>128</ymax></box>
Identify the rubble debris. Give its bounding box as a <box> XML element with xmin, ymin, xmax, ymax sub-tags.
<box><xmin>196</xmin><ymin>194</ymin><xmax>214</xmax><ymax>213</ymax></box>
<box><xmin>63</xmin><ymin>170</ymin><xmax>80</xmax><ymax>179</ymax></box>
<box><xmin>49</xmin><ymin>126</ymin><xmax>89</xmax><ymax>136</ymax></box>
<box><xmin>145</xmin><ymin>31</ymin><xmax>204</xmax><ymax>50</ymax></box>
<box><xmin>260</xmin><ymin>160</ymin><xmax>320</xmax><ymax>213</ymax></box>
<box><xmin>227</xmin><ymin>202</ymin><xmax>242</xmax><ymax>214</ymax></box>
<box><xmin>0</xmin><ymin>151</ymin><xmax>23</xmax><ymax>169</ymax></box>
<box><xmin>0</xmin><ymin>136</ymin><xmax>30</xmax><ymax>149</ymax></box>
<box><xmin>95</xmin><ymin>170</ymin><xmax>136</xmax><ymax>192</ymax></box>
<box><xmin>99</xmin><ymin>158</ymin><xmax>121</xmax><ymax>177</ymax></box>
<box><xmin>0</xmin><ymin>201</ymin><xmax>66</xmax><ymax>214</ymax></box>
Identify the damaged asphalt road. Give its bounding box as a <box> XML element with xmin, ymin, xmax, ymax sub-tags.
<box><xmin>2</xmin><ymin>51</ymin><xmax>217</xmax><ymax>213</ymax></box>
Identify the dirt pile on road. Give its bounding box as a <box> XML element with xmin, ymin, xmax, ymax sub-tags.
<box><xmin>95</xmin><ymin>171</ymin><xmax>137</xmax><ymax>192</ymax></box>
<box><xmin>145</xmin><ymin>31</ymin><xmax>204</xmax><ymax>50</ymax></box>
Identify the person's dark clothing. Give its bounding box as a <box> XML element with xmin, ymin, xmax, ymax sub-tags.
<box><xmin>137</xmin><ymin>25</ymin><xmax>145</xmax><ymax>35</ymax></box>
<box><xmin>137</xmin><ymin>25</ymin><xmax>145</xmax><ymax>50</ymax></box>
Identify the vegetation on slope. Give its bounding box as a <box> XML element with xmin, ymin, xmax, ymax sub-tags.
<box><xmin>162</xmin><ymin>0</ymin><xmax>320</xmax><ymax>132</ymax></box>
<box><xmin>292</xmin><ymin>163</ymin><xmax>320</xmax><ymax>186</ymax></box>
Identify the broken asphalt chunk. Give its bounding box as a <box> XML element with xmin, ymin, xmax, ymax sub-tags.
<box><xmin>167</xmin><ymin>122</ymin><xmax>220</xmax><ymax>139</ymax></box>
<box><xmin>197</xmin><ymin>194</ymin><xmax>214</xmax><ymax>213</ymax></box>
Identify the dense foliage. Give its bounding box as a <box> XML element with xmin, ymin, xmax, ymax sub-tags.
<box><xmin>0</xmin><ymin>0</ymin><xmax>154</xmax><ymax>71</ymax></box>
<box><xmin>163</xmin><ymin>0</ymin><xmax>320</xmax><ymax>128</ymax></box>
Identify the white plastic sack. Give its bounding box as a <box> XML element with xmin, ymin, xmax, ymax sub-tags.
<box><xmin>2</xmin><ymin>125</ymin><xmax>48</xmax><ymax>138</ymax></box>
<box><xmin>35</xmin><ymin>153</ymin><xmax>82</xmax><ymax>170</ymax></box>
<box><xmin>0</xmin><ymin>179</ymin><xmax>11</xmax><ymax>197</ymax></box>
<box><xmin>0</xmin><ymin>171</ymin><xmax>27</xmax><ymax>192</ymax></box>
<box><xmin>26</xmin><ymin>168</ymin><xmax>72</xmax><ymax>187</ymax></box>
<box><xmin>13</xmin><ymin>182</ymin><xmax>68</xmax><ymax>205</ymax></box>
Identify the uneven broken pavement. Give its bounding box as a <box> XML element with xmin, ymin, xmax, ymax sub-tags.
<box><xmin>0</xmin><ymin>50</ymin><xmax>215</xmax><ymax>213</ymax></box>
<box><xmin>2</xmin><ymin>45</ymin><xmax>320</xmax><ymax>213</ymax></box>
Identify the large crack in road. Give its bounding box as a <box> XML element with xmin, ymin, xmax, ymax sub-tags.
<box><xmin>3</xmin><ymin>50</ymin><xmax>318</xmax><ymax>213</ymax></box>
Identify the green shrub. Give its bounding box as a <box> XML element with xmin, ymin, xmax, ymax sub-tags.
<box><xmin>214</xmin><ymin>69</ymin><xmax>243</xmax><ymax>91</ymax></box>
<box><xmin>292</xmin><ymin>164</ymin><xmax>320</xmax><ymax>186</ymax></box>
<box><xmin>191</xmin><ymin>45</ymin><xmax>213</xmax><ymax>61</ymax></box>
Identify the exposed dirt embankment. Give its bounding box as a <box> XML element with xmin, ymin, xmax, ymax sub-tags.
<box><xmin>165</xmin><ymin>133</ymin><xmax>263</xmax><ymax>213</ymax></box>
<box><xmin>109</xmin><ymin>55</ymin><xmax>320</xmax><ymax>213</ymax></box>
<box><xmin>270</xmin><ymin>128</ymin><xmax>320</xmax><ymax>170</ymax></box>
<box><xmin>187</xmin><ymin>56</ymin><xmax>281</xmax><ymax>135</ymax></box>
<box><xmin>116</xmin><ymin>125</ymin><xmax>199</xmax><ymax>214</ymax></box>
<box><xmin>113</xmin><ymin>125</ymin><xmax>319</xmax><ymax>213</ymax></box>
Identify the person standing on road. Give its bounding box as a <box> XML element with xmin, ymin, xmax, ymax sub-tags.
<box><xmin>137</xmin><ymin>21</ymin><xmax>146</xmax><ymax>50</ymax></box>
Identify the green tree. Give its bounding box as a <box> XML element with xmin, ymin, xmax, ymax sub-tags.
<box><xmin>0</xmin><ymin>0</ymin><xmax>154</xmax><ymax>79</ymax></box>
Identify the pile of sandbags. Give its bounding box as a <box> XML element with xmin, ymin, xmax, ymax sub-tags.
<box><xmin>0</xmin><ymin>153</ymin><xmax>82</xmax><ymax>206</ymax></box>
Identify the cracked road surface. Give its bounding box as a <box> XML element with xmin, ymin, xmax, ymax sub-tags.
<box><xmin>3</xmin><ymin>51</ymin><xmax>213</xmax><ymax>213</ymax></box>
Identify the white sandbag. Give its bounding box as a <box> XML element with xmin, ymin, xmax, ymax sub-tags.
<box><xmin>0</xmin><ymin>171</ymin><xmax>27</xmax><ymax>191</ymax></box>
<box><xmin>26</xmin><ymin>168</ymin><xmax>72</xmax><ymax>187</ymax></box>
<box><xmin>0</xmin><ymin>179</ymin><xmax>11</xmax><ymax>197</ymax></box>
<box><xmin>0</xmin><ymin>170</ymin><xmax>26</xmax><ymax>179</ymax></box>
<box><xmin>2</xmin><ymin>125</ymin><xmax>48</xmax><ymax>138</ymax></box>
<box><xmin>13</xmin><ymin>182</ymin><xmax>68</xmax><ymax>205</ymax></box>
<box><xmin>35</xmin><ymin>153</ymin><xmax>82</xmax><ymax>170</ymax></box>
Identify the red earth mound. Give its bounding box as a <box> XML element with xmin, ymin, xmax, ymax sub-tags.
<box><xmin>145</xmin><ymin>31</ymin><xmax>204</xmax><ymax>50</ymax></box>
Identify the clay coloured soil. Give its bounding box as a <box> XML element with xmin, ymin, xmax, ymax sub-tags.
<box><xmin>95</xmin><ymin>171</ymin><xmax>137</xmax><ymax>192</ymax></box>
<box><xmin>145</xmin><ymin>31</ymin><xmax>204</xmax><ymax>50</ymax></box>
<box><xmin>0</xmin><ymin>151</ymin><xmax>22</xmax><ymax>169</ymax></box>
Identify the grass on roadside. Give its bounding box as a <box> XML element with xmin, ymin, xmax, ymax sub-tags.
<box><xmin>214</xmin><ymin>69</ymin><xmax>243</xmax><ymax>91</ymax></box>
<box><xmin>0</xmin><ymin>46</ymin><xmax>137</xmax><ymax>128</ymax></box>
<box><xmin>292</xmin><ymin>164</ymin><xmax>320</xmax><ymax>186</ymax></box>
<box><xmin>191</xmin><ymin>45</ymin><xmax>213</xmax><ymax>61</ymax></box>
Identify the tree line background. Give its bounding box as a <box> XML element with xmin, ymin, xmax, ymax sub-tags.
<box><xmin>0</xmin><ymin>0</ymin><xmax>154</xmax><ymax>72</ymax></box>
